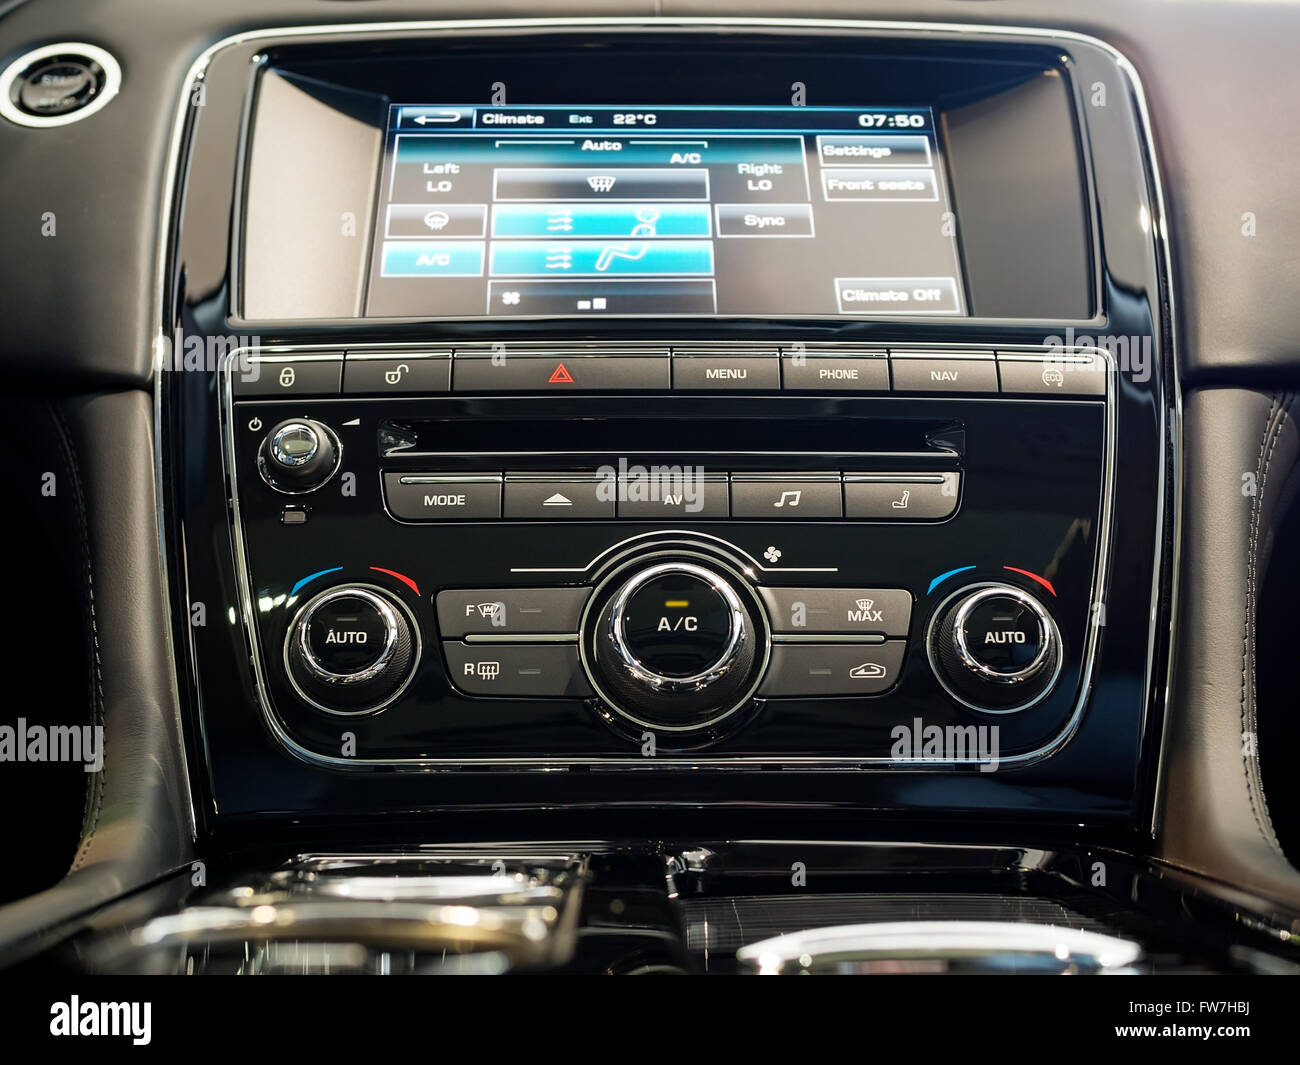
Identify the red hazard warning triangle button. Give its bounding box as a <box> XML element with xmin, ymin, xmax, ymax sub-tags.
<box><xmin>548</xmin><ymin>362</ymin><xmax>574</xmax><ymax>384</ymax></box>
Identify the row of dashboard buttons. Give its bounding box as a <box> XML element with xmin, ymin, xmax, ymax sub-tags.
<box><xmin>442</xmin><ymin>640</ymin><xmax>907</xmax><ymax>699</ymax></box>
<box><xmin>383</xmin><ymin>472</ymin><xmax>960</xmax><ymax>522</ymax></box>
<box><xmin>434</xmin><ymin>586</ymin><xmax>912</xmax><ymax>638</ymax></box>
<box><xmin>233</xmin><ymin>349</ymin><xmax>1106</xmax><ymax>398</ymax></box>
<box><xmin>434</xmin><ymin>585</ymin><xmax>911</xmax><ymax>698</ymax></box>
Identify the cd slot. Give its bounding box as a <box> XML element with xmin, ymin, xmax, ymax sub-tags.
<box><xmin>379</xmin><ymin>413</ymin><xmax>962</xmax><ymax>466</ymax></box>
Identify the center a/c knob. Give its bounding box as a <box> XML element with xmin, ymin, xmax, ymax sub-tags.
<box><xmin>583</xmin><ymin>558</ymin><xmax>768</xmax><ymax>732</ymax></box>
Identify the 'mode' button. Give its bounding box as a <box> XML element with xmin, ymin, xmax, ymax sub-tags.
<box><xmin>383</xmin><ymin>473</ymin><xmax>502</xmax><ymax>521</ymax></box>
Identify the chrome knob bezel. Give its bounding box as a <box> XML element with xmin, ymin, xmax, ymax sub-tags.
<box><xmin>951</xmin><ymin>585</ymin><xmax>1052</xmax><ymax>684</ymax></box>
<box><xmin>605</xmin><ymin>561</ymin><xmax>748</xmax><ymax>693</ymax></box>
<box><xmin>269</xmin><ymin>421</ymin><xmax>320</xmax><ymax>469</ymax></box>
<box><xmin>925</xmin><ymin>581</ymin><xmax>1064</xmax><ymax>715</ymax></box>
<box><xmin>294</xmin><ymin>586</ymin><xmax>400</xmax><ymax>685</ymax></box>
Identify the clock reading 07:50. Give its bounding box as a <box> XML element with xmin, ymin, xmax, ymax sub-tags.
<box><xmin>857</xmin><ymin>112</ymin><xmax>928</xmax><ymax>129</ymax></box>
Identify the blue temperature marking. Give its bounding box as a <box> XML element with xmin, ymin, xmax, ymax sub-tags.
<box><xmin>290</xmin><ymin>567</ymin><xmax>343</xmax><ymax>597</ymax></box>
<box><xmin>927</xmin><ymin>566</ymin><xmax>976</xmax><ymax>595</ymax></box>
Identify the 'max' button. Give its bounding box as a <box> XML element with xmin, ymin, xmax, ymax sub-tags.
<box><xmin>760</xmin><ymin>587</ymin><xmax>912</xmax><ymax>637</ymax></box>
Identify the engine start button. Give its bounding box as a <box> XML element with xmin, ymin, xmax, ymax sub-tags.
<box><xmin>304</xmin><ymin>593</ymin><xmax>394</xmax><ymax>677</ymax></box>
<box><xmin>619</xmin><ymin>569</ymin><xmax>736</xmax><ymax>679</ymax></box>
<box><xmin>956</xmin><ymin>592</ymin><xmax>1047</xmax><ymax>676</ymax></box>
<box><xmin>1</xmin><ymin>44</ymin><xmax>121</xmax><ymax>127</ymax></box>
<box><xmin>16</xmin><ymin>58</ymin><xmax>102</xmax><ymax>116</ymax></box>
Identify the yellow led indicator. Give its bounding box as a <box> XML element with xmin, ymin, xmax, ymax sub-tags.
<box><xmin>664</xmin><ymin>600</ymin><xmax>690</xmax><ymax>608</ymax></box>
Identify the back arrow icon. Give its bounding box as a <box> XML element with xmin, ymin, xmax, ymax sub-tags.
<box><xmin>412</xmin><ymin>110</ymin><xmax>463</xmax><ymax>125</ymax></box>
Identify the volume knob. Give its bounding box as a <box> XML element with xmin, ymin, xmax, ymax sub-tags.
<box><xmin>258</xmin><ymin>418</ymin><xmax>341</xmax><ymax>493</ymax></box>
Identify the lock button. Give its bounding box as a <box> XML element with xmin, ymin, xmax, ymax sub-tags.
<box><xmin>344</xmin><ymin>352</ymin><xmax>452</xmax><ymax>394</ymax></box>
<box><xmin>232</xmin><ymin>357</ymin><xmax>343</xmax><ymax>396</ymax></box>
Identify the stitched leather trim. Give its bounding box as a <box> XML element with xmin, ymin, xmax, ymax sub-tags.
<box><xmin>45</xmin><ymin>403</ymin><xmax>107</xmax><ymax>874</ymax></box>
<box><xmin>1243</xmin><ymin>391</ymin><xmax>1290</xmax><ymax>855</ymax></box>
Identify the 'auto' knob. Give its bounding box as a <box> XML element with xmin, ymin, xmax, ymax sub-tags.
<box><xmin>284</xmin><ymin>584</ymin><xmax>419</xmax><ymax>713</ymax></box>
<box><xmin>927</xmin><ymin>582</ymin><xmax>1062</xmax><ymax>713</ymax></box>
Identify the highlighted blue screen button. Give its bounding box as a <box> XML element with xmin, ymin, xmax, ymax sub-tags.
<box><xmin>381</xmin><ymin>241</ymin><xmax>485</xmax><ymax>277</ymax></box>
<box><xmin>491</xmin><ymin>203</ymin><xmax>712</xmax><ymax>239</ymax></box>
<box><xmin>489</xmin><ymin>240</ymin><xmax>714</xmax><ymax>277</ymax></box>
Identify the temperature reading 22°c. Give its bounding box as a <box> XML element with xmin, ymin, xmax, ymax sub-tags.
<box><xmin>611</xmin><ymin>112</ymin><xmax>658</xmax><ymax>125</ymax></box>
<box><xmin>857</xmin><ymin>112</ymin><xmax>928</xmax><ymax>128</ymax></box>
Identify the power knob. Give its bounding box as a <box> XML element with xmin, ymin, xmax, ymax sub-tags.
<box><xmin>927</xmin><ymin>582</ymin><xmax>1062</xmax><ymax>713</ymax></box>
<box><xmin>582</xmin><ymin>558</ymin><xmax>768</xmax><ymax>732</ymax></box>
<box><xmin>284</xmin><ymin>585</ymin><xmax>420</xmax><ymax>714</ymax></box>
<box><xmin>258</xmin><ymin>418</ymin><xmax>342</xmax><ymax>493</ymax></box>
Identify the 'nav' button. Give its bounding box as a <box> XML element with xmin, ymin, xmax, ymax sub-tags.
<box><xmin>384</xmin><ymin>473</ymin><xmax>502</xmax><ymax>522</ymax></box>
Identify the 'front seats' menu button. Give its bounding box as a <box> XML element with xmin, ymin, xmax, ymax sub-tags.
<box><xmin>383</xmin><ymin>473</ymin><xmax>502</xmax><ymax>521</ymax></box>
<box><xmin>442</xmin><ymin>642</ymin><xmax>592</xmax><ymax>697</ymax></box>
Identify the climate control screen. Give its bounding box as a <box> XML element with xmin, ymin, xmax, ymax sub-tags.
<box><xmin>364</xmin><ymin>104</ymin><xmax>967</xmax><ymax>319</ymax></box>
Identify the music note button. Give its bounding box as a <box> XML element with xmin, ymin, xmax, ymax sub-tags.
<box><xmin>731</xmin><ymin>477</ymin><xmax>843</xmax><ymax>519</ymax></box>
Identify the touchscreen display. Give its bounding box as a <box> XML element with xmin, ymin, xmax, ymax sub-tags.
<box><xmin>364</xmin><ymin>105</ymin><xmax>967</xmax><ymax>319</ymax></box>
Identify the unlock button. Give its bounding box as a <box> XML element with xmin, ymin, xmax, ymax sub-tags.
<box><xmin>344</xmin><ymin>352</ymin><xmax>452</xmax><ymax>394</ymax></box>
